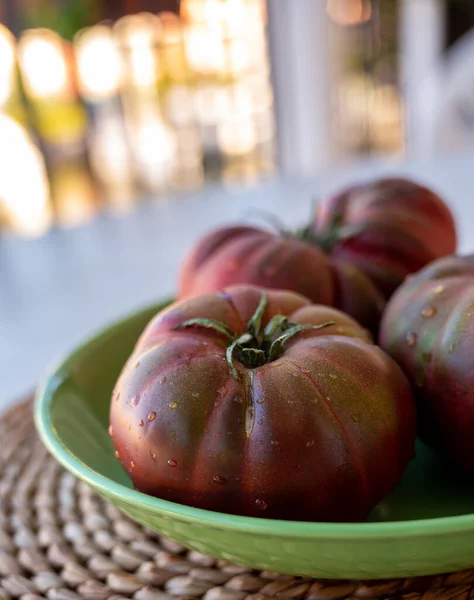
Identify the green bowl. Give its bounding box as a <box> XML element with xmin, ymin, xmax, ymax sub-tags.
<box><xmin>35</xmin><ymin>301</ymin><xmax>474</xmax><ymax>580</ymax></box>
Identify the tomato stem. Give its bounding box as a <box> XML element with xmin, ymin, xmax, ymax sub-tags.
<box><xmin>173</xmin><ymin>318</ymin><xmax>235</xmax><ymax>341</ymax></box>
<box><xmin>267</xmin><ymin>322</ymin><xmax>334</xmax><ymax>362</ymax></box>
<box><xmin>174</xmin><ymin>295</ymin><xmax>335</xmax><ymax>380</ymax></box>
<box><xmin>226</xmin><ymin>333</ymin><xmax>254</xmax><ymax>379</ymax></box>
<box><xmin>248</xmin><ymin>293</ymin><xmax>267</xmax><ymax>339</ymax></box>
<box><xmin>295</xmin><ymin>221</ymin><xmax>367</xmax><ymax>253</ymax></box>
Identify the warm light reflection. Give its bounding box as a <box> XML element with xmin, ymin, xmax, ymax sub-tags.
<box><xmin>0</xmin><ymin>2</ymin><xmax>275</xmax><ymax>236</ymax></box>
<box><xmin>218</xmin><ymin>0</ymin><xmax>254</xmax><ymax>37</ymax></box>
<box><xmin>75</xmin><ymin>26</ymin><xmax>123</xmax><ymax>101</ymax></box>
<box><xmin>180</xmin><ymin>0</ymin><xmax>214</xmax><ymax>25</ymax></box>
<box><xmin>254</xmin><ymin>110</ymin><xmax>275</xmax><ymax>144</ymax></box>
<box><xmin>131</xmin><ymin>115</ymin><xmax>178</xmax><ymax>188</ymax></box>
<box><xmin>195</xmin><ymin>85</ymin><xmax>232</xmax><ymax>125</ymax></box>
<box><xmin>114</xmin><ymin>14</ymin><xmax>160</xmax><ymax>88</ymax></box>
<box><xmin>53</xmin><ymin>165</ymin><xmax>98</xmax><ymax>227</ymax></box>
<box><xmin>18</xmin><ymin>30</ymin><xmax>69</xmax><ymax>99</ymax></box>
<box><xmin>174</xmin><ymin>126</ymin><xmax>203</xmax><ymax>167</ymax></box>
<box><xmin>181</xmin><ymin>0</ymin><xmax>270</xmax><ymax>79</ymax></box>
<box><xmin>217</xmin><ymin>116</ymin><xmax>257</xmax><ymax>155</ymax></box>
<box><xmin>159</xmin><ymin>12</ymin><xmax>188</xmax><ymax>84</ymax></box>
<box><xmin>88</xmin><ymin>111</ymin><xmax>136</xmax><ymax>209</ymax></box>
<box><xmin>231</xmin><ymin>83</ymin><xmax>255</xmax><ymax>116</ymax></box>
<box><xmin>0</xmin><ymin>25</ymin><xmax>16</xmax><ymax>107</ymax></box>
<box><xmin>371</xmin><ymin>84</ymin><xmax>403</xmax><ymax>151</ymax></box>
<box><xmin>244</xmin><ymin>75</ymin><xmax>273</xmax><ymax>112</ymax></box>
<box><xmin>184</xmin><ymin>24</ymin><xmax>225</xmax><ymax>75</ymax></box>
<box><xmin>326</xmin><ymin>0</ymin><xmax>372</xmax><ymax>26</ymax></box>
<box><xmin>164</xmin><ymin>85</ymin><xmax>195</xmax><ymax>125</ymax></box>
<box><xmin>226</xmin><ymin>39</ymin><xmax>254</xmax><ymax>75</ymax></box>
<box><xmin>0</xmin><ymin>115</ymin><xmax>52</xmax><ymax>236</ymax></box>
<box><xmin>159</xmin><ymin>12</ymin><xmax>182</xmax><ymax>43</ymax></box>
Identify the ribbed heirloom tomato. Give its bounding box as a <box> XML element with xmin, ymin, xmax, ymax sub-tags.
<box><xmin>380</xmin><ymin>255</ymin><xmax>474</xmax><ymax>473</ymax></box>
<box><xmin>110</xmin><ymin>285</ymin><xmax>416</xmax><ymax>522</ymax></box>
<box><xmin>180</xmin><ymin>178</ymin><xmax>456</xmax><ymax>333</ymax></box>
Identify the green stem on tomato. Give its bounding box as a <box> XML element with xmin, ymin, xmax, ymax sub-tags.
<box><xmin>174</xmin><ymin>295</ymin><xmax>335</xmax><ymax>380</ymax></box>
<box><xmin>174</xmin><ymin>318</ymin><xmax>235</xmax><ymax>341</ymax></box>
<box><xmin>247</xmin><ymin>293</ymin><xmax>267</xmax><ymax>339</ymax></box>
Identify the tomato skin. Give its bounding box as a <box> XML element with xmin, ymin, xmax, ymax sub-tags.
<box><xmin>380</xmin><ymin>255</ymin><xmax>474</xmax><ymax>473</ymax></box>
<box><xmin>111</xmin><ymin>285</ymin><xmax>416</xmax><ymax>522</ymax></box>
<box><xmin>179</xmin><ymin>226</ymin><xmax>335</xmax><ymax>306</ymax></box>
<box><xmin>314</xmin><ymin>177</ymin><xmax>457</xmax><ymax>297</ymax></box>
<box><xmin>179</xmin><ymin>178</ymin><xmax>456</xmax><ymax>333</ymax></box>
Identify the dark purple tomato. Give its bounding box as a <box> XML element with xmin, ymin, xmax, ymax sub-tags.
<box><xmin>111</xmin><ymin>285</ymin><xmax>416</xmax><ymax>522</ymax></box>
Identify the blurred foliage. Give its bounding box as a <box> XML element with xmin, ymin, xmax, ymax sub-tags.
<box><xmin>21</xmin><ymin>0</ymin><xmax>99</xmax><ymax>40</ymax></box>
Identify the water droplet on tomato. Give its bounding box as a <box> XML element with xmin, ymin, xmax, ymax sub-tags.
<box><xmin>168</xmin><ymin>402</ymin><xmax>178</xmax><ymax>409</ymax></box>
<box><xmin>130</xmin><ymin>394</ymin><xmax>140</xmax><ymax>407</ymax></box>
<box><xmin>255</xmin><ymin>499</ymin><xmax>268</xmax><ymax>511</ymax></box>
<box><xmin>148</xmin><ymin>411</ymin><xmax>157</xmax><ymax>422</ymax></box>
<box><xmin>405</xmin><ymin>332</ymin><xmax>417</xmax><ymax>347</ymax></box>
<box><xmin>108</xmin><ymin>425</ymin><xmax>114</xmax><ymax>437</ymax></box>
<box><xmin>168</xmin><ymin>459</ymin><xmax>178</xmax><ymax>467</ymax></box>
<box><xmin>306</xmin><ymin>440</ymin><xmax>315</xmax><ymax>447</ymax></box>
<box><xmin>421</xmin><ymin>306</ymin><xmax>436</xmax><ymax>319</ymax></box>
<box><xmin>150</xmin><ymin>450</ymin><xmax>156</xmax><ymax>462</ymax></box>
<box><xmin>213</xmin><ymin>474</ymin><xmax>227</xmax><ymax>485</ymax></box>
<box><xmin>130</xmin><ymin>461</ymin><xmax>135</xmax><ymax>469</ymax></box>
<box><xmin>433</xmin><ymin>285</ymin><xmax>445</xmax><ymax>295</ymax></box>
<box><xmin>114</xmin><ymin>450</ymin><xmax>120</xmax><ymax>459</ymax></box>
<box><xmin>138</xmin><ymin>419</ymin><xmax>144</xmax><ymax>427</ymax></box>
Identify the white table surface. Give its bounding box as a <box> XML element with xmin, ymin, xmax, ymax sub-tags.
<box><xmin>1</xmin><ymin>151</ymin><xmax>473</xmax><ymax>411</ymax></box>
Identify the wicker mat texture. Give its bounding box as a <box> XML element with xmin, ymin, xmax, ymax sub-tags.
<box><xmin>1</xmin><ymin>399</ymin><xmax>474</xmax><ymax>600</ymax></box>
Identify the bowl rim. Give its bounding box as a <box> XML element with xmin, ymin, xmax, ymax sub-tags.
<box><xmin>35</xmin><ymin>301</ymin><xmax>474</xmax><ymax>541</ymax></box>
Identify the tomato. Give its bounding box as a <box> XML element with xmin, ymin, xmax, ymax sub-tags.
<box><xmin>380</xmin><ymin>255</ymin><xmax>474</xmax><ymax>473</ymax></box>
<box><xmin>179</xmin><ymin>178</ymin><xmax>456</xmax><ymax>333</ymax></box>
<box><xmin>110</xmin><ymin>285</ymin><xmax>416</xmax><ymax>522</ymax></box>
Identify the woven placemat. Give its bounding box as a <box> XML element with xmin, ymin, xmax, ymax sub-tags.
<box><xmin>1</xmin><ymin>400</ymin><xmax>474</xmax><ymax>600</ymax></box>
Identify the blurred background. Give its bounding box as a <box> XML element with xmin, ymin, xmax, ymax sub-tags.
<box><xmin>1</xmin><ymin>0</ymin><xmax>474</xmax><ymax>405</ymax></box>
<box><xmin>0</xmin><ymin>0</ymin><xmax>473</xmax><ymax>238</ymax></box>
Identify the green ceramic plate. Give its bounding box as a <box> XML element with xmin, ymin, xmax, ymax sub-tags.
<box><xmin>35</xmin><ymin>300</ymin><xmax>474</xmax><ymax>580</ymax></box>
